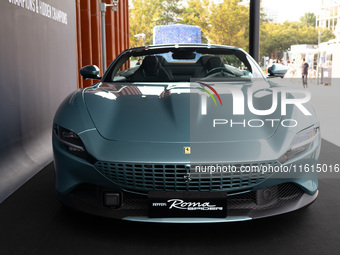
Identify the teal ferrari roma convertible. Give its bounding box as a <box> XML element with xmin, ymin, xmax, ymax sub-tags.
<box><xmin>53</xmin><ymin>44</ymin><xmax>320</xmax><ymax>223</ymax></box>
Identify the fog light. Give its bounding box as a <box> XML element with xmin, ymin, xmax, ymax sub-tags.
<box><xmin>256</xmin><ymin>186</ymin><xmax>278</xmax><ymax>206</ymax></box>
<box><xmin>104</xmin><ymin>193</ymin><xmax>120</xmax><ymax>208</ymax></box>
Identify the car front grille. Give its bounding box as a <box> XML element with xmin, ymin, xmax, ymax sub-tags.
<box><xmin>94</xmin><ymin>161</ymin><xmax>277</xmax><ymax>193</ymax></box>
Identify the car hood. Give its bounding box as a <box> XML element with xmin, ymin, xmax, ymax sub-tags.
<box><xmin>84</xmin><ymin>82</ymin><xmax>282</xmax><ymax>142</ymax></box>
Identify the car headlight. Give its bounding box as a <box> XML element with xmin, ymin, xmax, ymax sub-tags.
<box><xmin>54</xmin><ymin>125</ymin><xmax>89</xmax><ymax>160</ymax></box>
<box><xmin>278</xmin><ymin>125</ymin><xmax>319</xmax><ymax>164</ymax></box>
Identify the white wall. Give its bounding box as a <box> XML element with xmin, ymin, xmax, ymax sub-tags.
<box><xmin>0</xmin><ymin>0</ymin><xmax>77</xmax><ymax>202</ymax></box>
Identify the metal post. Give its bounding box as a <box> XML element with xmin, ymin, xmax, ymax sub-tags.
<box><xmin>100</xmin><ymin>1</ymin><xmax>119</xmax><ymax>74</ymax></box>
<box><xmin>100</xmin><ymin>2</ymin><xmax>107</xmax><ymax>73</ymax></box>
<box><xmin>317</xmin><ymin>30</ymin><xmax>321</xmax><ymax>85</ymax></box>
<box><xmin>249</xmin><ymin>0</ymin><xmax>260</xmax><ymax>63</ymax></box>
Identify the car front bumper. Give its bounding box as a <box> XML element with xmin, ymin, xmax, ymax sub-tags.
<box><xmin>57</xmin><ymin>182</ymin><xmax>318</xmax><ymax>223</ymax></box>
<box><xmin>53</xmin><ymin>127</ymin><xmax>320</xmax><ymax>222</ymax></box>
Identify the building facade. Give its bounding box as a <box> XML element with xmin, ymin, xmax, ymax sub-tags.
<box><xmin>317</xmin><ymin>0</ymin><xmax>339</xmax><ymax>32</ymax></box>
<box><xmin>75</xmin><ymin>0</ymin><xmax>130</xmax><ymax>88</ymax></box>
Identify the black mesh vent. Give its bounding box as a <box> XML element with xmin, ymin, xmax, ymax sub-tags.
<box><xmin>94</xmin><ymin>162</ymin><xmax>277</xmax><ymax>193</ymax></box>
<box><xmin>227</xmin><ymin>183</ymin><xmax>304</xmax><ymax>210</ymax></box>
<box><xmin>71</xmin><ymin>184</ymin><xmax>104</xmax><ymax>208</ymax></box>
<box><xmin>121</xmin><ymin>192</ymin><xmax>148</xmax><ymax>210</ymax></box>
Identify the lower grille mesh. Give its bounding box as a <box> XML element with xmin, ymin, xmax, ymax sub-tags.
<box><xmin>227</xmin><ymin>183</ymin><xmax>304</xmax><ymax>210</ymax></box>
<box><xmin>94</xmin><ymin>162</ymin><xmax>277</xmax><ymax>193</ymax></box>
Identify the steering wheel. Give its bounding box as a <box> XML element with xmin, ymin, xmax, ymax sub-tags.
<box><xmin>205</xmin><ymin>67</ymin><xmax>235</xmax><ymax>77</ymax></box>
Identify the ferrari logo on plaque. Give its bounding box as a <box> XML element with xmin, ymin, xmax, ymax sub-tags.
<box><xmin>184</xmin><ymin>147</ymin><xmax>191</xmax><ymax>154</ymax></box>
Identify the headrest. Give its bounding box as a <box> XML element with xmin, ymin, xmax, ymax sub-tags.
<box><xmin>206</xmin><ymin>56</ymin><xmax>223</xmax><ymax>71</ymax></box>
<box><xmin>142</xmin><ymin>56</ymin><xmax>160</xmax><ymax>76</ymax></box>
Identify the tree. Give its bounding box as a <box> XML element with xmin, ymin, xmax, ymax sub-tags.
<box><xmin>319</xmin><ymin>28</ymin><xmax>336</xmax><ymax>42</ymax></box>
<box><xmin>260</xmin><ymin>21</ymin><xmax>335</xmax><ymax>59</ymax></box>
<box><xmin>208</xmin><ymin>0</ymin><xmax>249</xmax><ymax>49</ymax></box>
<box><xmin>156</xmin><ymin>0</ymin><xmax>182</xmax><ymax>25</ymax></box>
<box><xmin>130</xmin><ymin>0</ymin><xmax>185</xmax><ymax>47</ymax></box>
<box><xmin>129</xmin><ymin>0</ymin><xmax>335</xmax><ymax>60</ymax></box>
<box><xmin>180</xmin><ymin>0</ymin><xmax>210</xmax><ymax>43</ymax></box>
<box><xmin>299</xmin><ymin>12</ymin><xmax>317</xmax><ymax>27</ymax></box>
<box><xmin>129</xmin><ymin>0</ymin><xmax>161</xmax><ymax>47</ymax></box>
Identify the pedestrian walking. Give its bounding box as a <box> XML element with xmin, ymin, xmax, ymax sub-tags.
<box><xmin>301</xmin><ymin>58</ymin><xmax>309</xmax><ymax>88</ymax></box>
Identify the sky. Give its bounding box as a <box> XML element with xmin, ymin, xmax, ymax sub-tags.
<box><xmin>261</xmin><ymin>0</ymin><xmax>321</xmax><ymax>23</ymax></box>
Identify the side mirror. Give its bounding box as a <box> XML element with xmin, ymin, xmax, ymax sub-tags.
<box><xmin>80</xmin><ymin>65</ymin><xmax>101</xmax><ymax>80</ymax></box>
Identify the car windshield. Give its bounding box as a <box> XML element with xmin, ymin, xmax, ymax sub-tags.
<box><xmin>105</xmin><ymin>46</ymin><xmax>265</xmax><ymax>83</ymax></box>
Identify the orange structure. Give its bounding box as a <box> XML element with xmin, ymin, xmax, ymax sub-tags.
<box><xmin>75</xmin><ymin>0</ymin><xmax>130</xmax><ymax>88</ymax></box>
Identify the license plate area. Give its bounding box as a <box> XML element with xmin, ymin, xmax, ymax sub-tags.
<box><xmin>148</xmin><ymin>191</ymin><xmax>227</xmax><ymax>218</ymax></box>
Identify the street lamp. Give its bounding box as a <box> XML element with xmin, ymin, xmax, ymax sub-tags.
<box><xmin>100</xmin><ymin>0</ymin><xmax>119</xmax><ymax>73</ymax></box>
<box><xmin>134</xmin><ymin>33</ymin><xmax>146</xmax><ymax>46</ymax></box>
